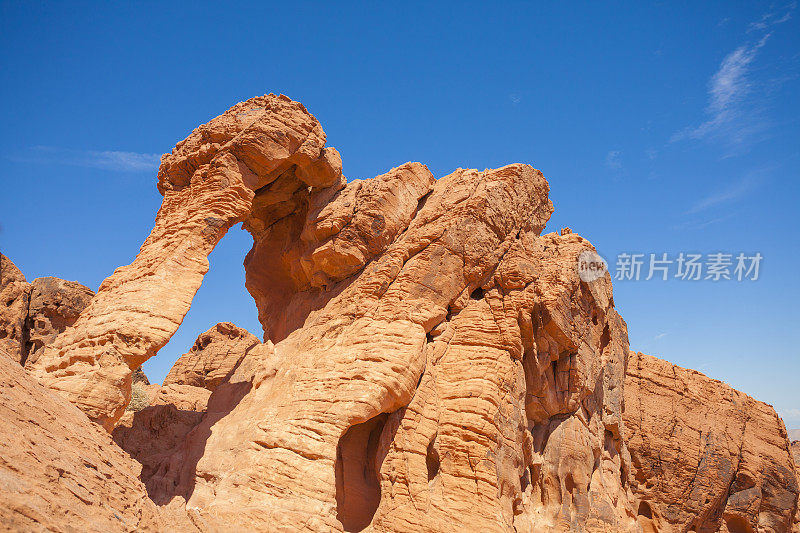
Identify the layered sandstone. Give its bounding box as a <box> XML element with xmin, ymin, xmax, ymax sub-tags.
<box><xmin>0</xmin><ymin>348</ymin><xmax>193</xmax><ymax>531</ymax></box>
<box><xmin>163</xmin><ymin>322</ymin><xmax>260</xmax><ymax>390</ymax></box>
<box><xmin>31</xmin><ymin>94</ymin><xmax>344</xmax><ymax>431</ymax></box>
<box><xmin>114</xmin><ymin>322</ymin><xmax>258</xmax><ymax>494</ymax></box>
<box><xmin>624</xmin><ymin>351</ymin><xmax>799</xmax><ymax>532</ymax></box>
<box><xmin>0</xmin><ymin>253</ymin><xmax>96</xmax><ymax>366</ymax></box>
<box><xmin>136</xmin><ymin>159</ymin><xmax>640</xmax><ymax>531</ymax></box>
<box><xmin>11</xmin><ymin>94</ymin><xmax>799</xmax><ymax>532</ymax></box>
<box><xmin>0</xmin><ymin>253</ymin><xmax>29</xmax><ymax>361</ymax></box>
<box><xmin>25</xmin><ymin>276</ymin><xmax>95</xmax><ymax>366</ymax></box>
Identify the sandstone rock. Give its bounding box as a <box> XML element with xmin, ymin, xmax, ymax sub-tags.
<box><xmin>14</xmin><ymin>94</ymin><xmax>798</xmax><ymax>532</ymax></box>
<box><xmin>142</xmin><ymin>159</ymin><xmax>641</xmax><ymax>531</ymax></box>
<box><xmin>0</xmin><ymin>254</ymin><xmax>96</xmax><ymax>367</ymax></box>
<box><xmin>162</xmin><ymin>321</ymin><xmax>260</xmax><ymax>390</ymax></box>
<box><xmin>114</xmin><ymin>322</ymin><xmax>259</xmax><ymax>507</ymax></box>
<box><xmin>113</xmin><ymin>382</ymin><xmax>212</xmax><ymax>501</ymax></box>
<box><xmin>133</xmin><ymin>365</ymin><xmax>150</xmax><ymax>385</ymax></box>
<box><xmin>0</xmin><ymin>253</ymin><xmax>30</xmax><ymax>362</ymax></box>
<box><xmin>0</xmin><ymin>347</ymin><xmax>185</xmax><ymax>531</ymax></box>
<box><xmin>624</xmin><ymin>351</ymin><xmax>799</xmax><ymax>532</ymax></box>
<box><xmin>24</xmin><ymin>276</ymin><xmax>94</xmax><ymax>367</ymax></box>
<box><xmin>32</xmin><ymin>94</ymin><xmax>345</xmax><ymax>431</ymax></box>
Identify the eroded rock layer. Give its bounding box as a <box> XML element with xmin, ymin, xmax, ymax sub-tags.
<box><xmin>0</xmin><ymin>348</ymin><xmax>194</xmax><ymax>531</ymax></box>
<box><xmin>137</xmin><ymin>160</ymin><xmax>642</xmax><ymax>531</ymax></box>
<box><xmin>624</xmin><ymin>351</ymin><xmax>799</xmax><ymax>532</ymax></box>
<box><xmin>31</xmin><ymin>94</ymin><xmax>344</xmax><ymax>431</ymax></box>
<box><xmin>0</xmin><ymin>253</ymin><xmax>96</xmax><ymax>367</ymax></box>
<box><xmin>0</xmin><ymin>253</ymin><xmax>29</xmax><ymax>362</ymax></box>
<box><xmin>15</xmin><ymin>94</ymin><xmax>799</xmax><ymax>532</ymax></box>
<box><xmin>163</xmin><ymin>322</ymin><xmax>260</xmax><ymax>391</ymax></box>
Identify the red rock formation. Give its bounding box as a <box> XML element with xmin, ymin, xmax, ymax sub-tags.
<box><xmin>31</xmin><ymin>94</ymin><xmax>344</xmax><ymax>431</ymax></box>
<box><xmin>113</xmin><ymin>322</ymin><xmax>259</xmax><ymax>497</ymax></box>
<box><xmin>136</xmin><ymin>160</ymin><xmax>640</xmax><ymax>531</ymax></box>
<box><xmin>162</xmin><ymin>322</ymin><xmax>259</xmax><ymax>390</ymax></box>
<box><xmin>24</xmin><ymin>276</ymin><xmax>95</xmax><ymax>366</ymax></box>
<box><xmin>624</xmin><ymin>351</ymin><xmax>799</xmax><ymax>532</ymax></box>
<box><xmin>0</xmin><ymin>348</ymin><xmax>196</xmax><ymax>531</ymax></box>
<box><xmin>8</xmin><ymin>94</ymin><xmax>797</xmax><ymax>532</ymax></box>
<box><xmin>0</xmin><ymin>253</ymin><xmax>95</xmax><ymax>367</ymax></box>
<box><xmin>0</xmin><ymin>253</ymin><xmax>30</xmax><ymax>362</ymax></box>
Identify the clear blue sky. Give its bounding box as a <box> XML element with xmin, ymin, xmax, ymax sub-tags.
<box><xmin>1</xmin><ymin>2</ymin><xmax>798</xmax><ymax>426</ymax></box>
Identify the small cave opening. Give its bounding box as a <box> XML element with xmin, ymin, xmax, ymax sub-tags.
<box><xmin>564</xmin><ymin>473</ymin><xmax>576</xmax><ymax>494</ymax></box>
<box><xmin>724</xmin><ymin>515</ymin><xmax>755</xmax><ymax>533</ymax></box>
<box><xmin>426</xmin><ymin>436</ymin><xmax>440</xmax><ymax>482</ymax></box>
<box><xmin>470</xmin><ymin>286</ymin><xmax>485</xmax><ymax>300</ymax></box>
<box><xmin>335</xmin><ymin>412</ymin><xmax>390</xmax><ymax>532</ymax></box>
<box><xmin>599</xmin><ymin>324</ymin><xmax>611</xmax><ymax>352</ymax></box>
<box><xmin>637</xmin><ymin>501</ymin><xmax>653</xmax><ymax>519</ymax></box>
<box><xmin>520</xmin><ymin>467</ymin><xmax>530</xmax><ymax>492</ymax></box>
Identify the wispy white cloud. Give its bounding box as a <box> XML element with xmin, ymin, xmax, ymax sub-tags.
<box><xmin>782</xmin><ymin>408</ymin><xmax>800</xmax><ymax>420</ymax></box>
<box><xmin>672</xmin><ymin>4</ymin><xmax>795</xmax><ymax>147</ymax></box>
<box><xmin>654</xmin><ymin>333</ymin><xmax>668</xmax><ymax>340</ymax></box>
<box><xmin>672</xmin><ymin>212</ymin><xmax>738</xmax><ymax>231</ymax></box>
<box><xmin>10</xmin><ymin>146</ymin><xmax>161</xmax><ymax>172</ymax></box>
<box><xmin>672</xmin><ymin>35</ymin><xmax>769</xmax><ymax>145</ymax></box>
<box><xmin>747</xmin><ymin>2</ymin><xmax>795</xmax><ymax>32</ymax></box>
<box><xmin>686</xmin><ymin>176</ymin><xmax>756</xmax><ymax>214</ymax></box>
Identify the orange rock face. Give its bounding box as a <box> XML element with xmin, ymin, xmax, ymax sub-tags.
<box><xmin>0</xmin><ymin>253</ymin><xmax>30</xmax><ymax>362</ymax></box>
<box><xmin>624</xmin><ymin>351</ymin><xmax>799</xmax><ymax>532</ymax></box>
<box><xmin>31</xmin><ymin>94</ymin><xmax>344</xmax><ymax>431</ymax></box>
<box><xmin>24</xmin><ymin>276</ymin><xmax>95</xmax><ymax>367</ymax></box>
<box><xmin>0</xmin><ymin>349</ymin><xmax>176</xmax><ymax>531</ymax></box>
<box><xmin>135</xmin><ymin>160</ymin><xmax>640</xmax><ymax>531</ymax></box>
<box><xmin>9</xmin><ymin>94</ymin><xmax>798</xmax><ymax>532</ymax></box>
<box><xmin>0</xmin><ymin>254</ymin><xmax>96</xmax><ymax>367</ymax></box>
<box><xmin>163</xmin><ymin>322</ymin><xmax>260</xmax><ymax>390</ymax></box>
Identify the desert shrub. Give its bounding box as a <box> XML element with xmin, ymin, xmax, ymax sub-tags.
<box><xmin>127</xmin><ymin>382</ymin><xmax>150</xmax><ymax>412</ymax></box>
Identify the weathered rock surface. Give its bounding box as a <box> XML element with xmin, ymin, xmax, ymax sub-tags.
<box><xmin>140</xmin><ymin>158</ymin><xmax>640</xmax><ymax>531</ymax></box>
<box><xmin>31</xmin><ymin>94</ymin><xmax>344</xmax><ymax>431</ymax></box>
<box><xmin>163</xmin><ymin>321</ymin><xmax>260</xmax><ymax>390</ymax></box>
<box><xmin>0</xmin><ymin>253</ymin><xmax>30</xmax><ymax>362</ymax></box>
<box><xmin>0</xmin><ymin>348</ymin><xmax>187</xmax><ymax>531</ymax></box>
<box><xmin>0</xmin><ymin>253</ymin><xmax>96</xmax><ymax>367</ymax></box>
<box><xmin>624</xmin><ymin>351</ymin><xmax>799</xmax><ymax>532</ymax></box>
<box><xmin>114</xmin><ymin>322</ymin><xmax>257</xmax><ymax>498</ymax></box>
<box><xmin>10</xmin><ymin>94</ymin><xmax>799</xmax><ymax>532</ymax></box>
<box><xmin>24</xmin><ymin>276</ymin><xmax>95</xmax><ymax>366</ymax></box>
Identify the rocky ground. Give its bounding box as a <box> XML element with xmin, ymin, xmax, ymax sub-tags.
<box><xmin>0</xmin><ymin>94</ymin><xmax>797</xmax><ymax>532</ymax></box>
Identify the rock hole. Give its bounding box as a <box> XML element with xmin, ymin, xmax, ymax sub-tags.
<box><xmin>599</xmin><ymin>324</ymin><xmax>610</xmax><ymax>351</ymax></box>
<box><xmin>520</xmin><ymin>467</ymin><xmax>530</xmax><ymax>491</ymax></box>
<box><xmin>470</xmin><ymin>287</ymin><xmax>485</xmax><ymax>300</ymax></box>
<box><xmin>426</xmin><ymin>332</ymin><xmax>435</xmax><ymax>344</ymax></box>
<box><xmin>638</xmin><ymin>501</ymin><xmax>653</xmax><ymax>518</ymax></box>
<box><xmin>415</xmin><ymin>190</ymin><xmax>433</xmax><ymax>214</ymax></box>
<box><xmin>335</xmin><ymin>413</ymin><xmax>390</xmax><ymax>532</ymax></box>
<box><xmin>564</xmin><ymin>473</ymin><xmax>576</xmax><ymax>494</ymax></box>
<box><xmin>426</xmin><ymin>436</ymin><xmax>440</xmax><ymax>482</ymax></box>
<box><xmin>724</xmin><ymin>515</ymin><xmax>755</xmax><ymax>533</ymax></box>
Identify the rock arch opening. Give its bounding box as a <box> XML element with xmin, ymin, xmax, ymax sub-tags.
<box><xmin>335</xmin><ymin>412</ymin><xmax>390</xmax><ymax>532</ymax></box>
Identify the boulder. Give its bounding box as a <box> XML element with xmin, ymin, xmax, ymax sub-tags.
<box><xmin>162</xmin><ymin>322</ymin><xmax>260</xmax><ymax>391</ymax></box>
<box><xmin>624</xmin><ymin>351</ymin><xmax>799</xmax><ymax>532</ymax></box>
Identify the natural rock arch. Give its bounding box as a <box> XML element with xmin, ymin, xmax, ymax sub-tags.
<box><xmin>31</xmin><ymin>94</ymin><xmax>344</xmax><ymax>431</ymax></box>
